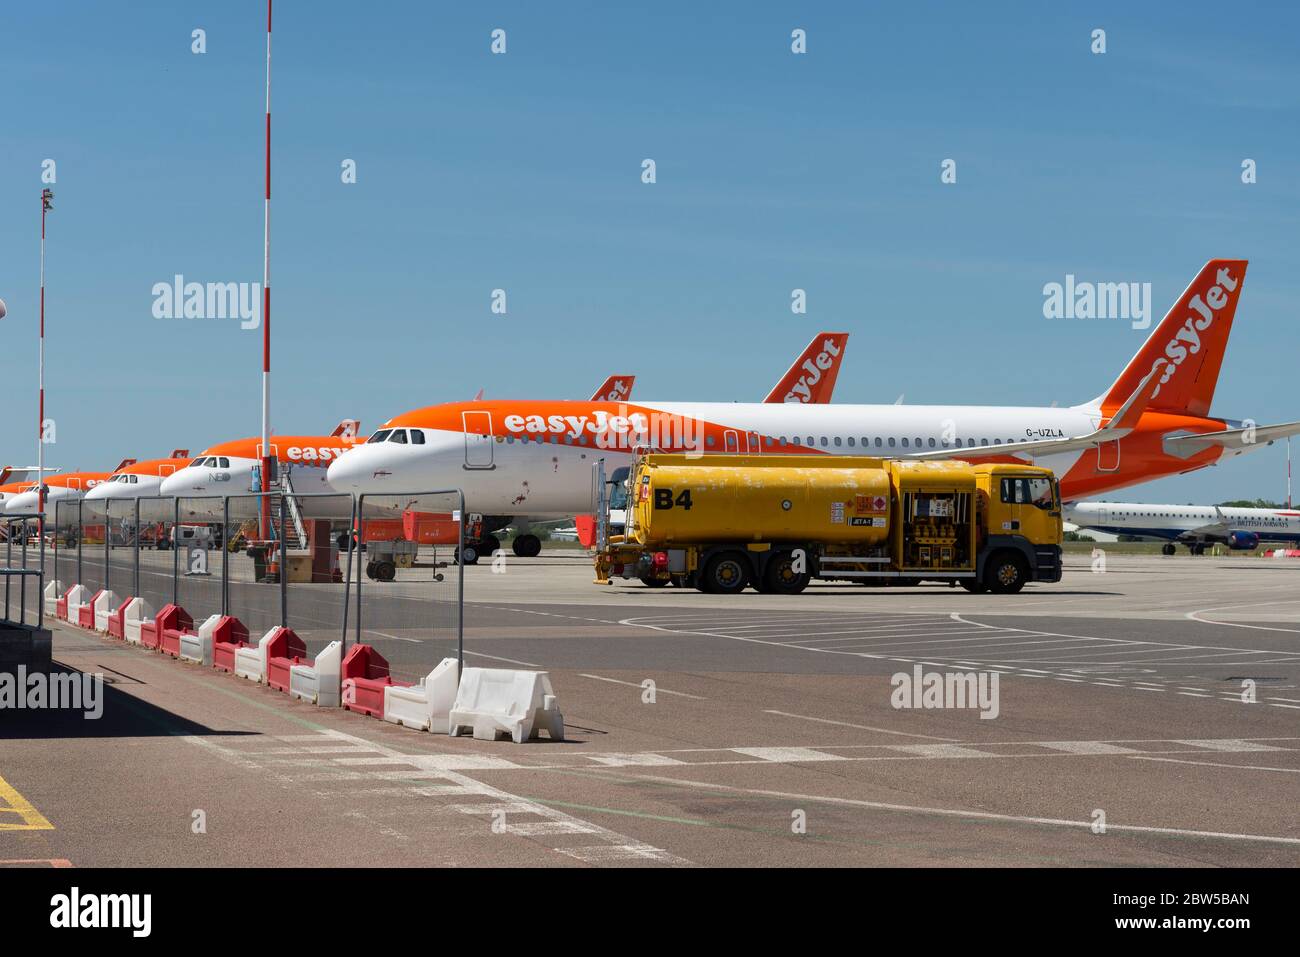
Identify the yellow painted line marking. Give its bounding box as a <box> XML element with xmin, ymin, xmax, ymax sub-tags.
<box><xmin>0</xmin><ymin>774</ymin><xmax>54</xmax><ymax>831</ymax></box>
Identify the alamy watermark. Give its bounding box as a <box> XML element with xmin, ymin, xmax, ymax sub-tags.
<box><xmin>0</xmin><ymin>666</ymin><xmax>103</xmax><ymax>719</ymax></box>
<box><xmin>1043</xmin><ymin>275</ymin><xmax>1152</xmax><ymax>330</ymax></box>
<box><xmin>152</xmin><ymin>275</ymin><xmax>260</xmax><ymax>329</ymax></box>
<box><xmin>891</xmin><ymin>664</ymin><xmax>1000</xmax><ymax>719</ymax></box>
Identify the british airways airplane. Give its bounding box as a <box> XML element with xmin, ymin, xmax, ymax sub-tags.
<box><xmin>1065</xmin><ymin>502</ymin><xmax>1300</xmax><ymax>555</ymax></box>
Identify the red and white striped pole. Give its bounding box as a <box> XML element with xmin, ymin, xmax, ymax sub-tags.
<box><xmin>259</xmin><ymin>0</ymin><xmax>274</xmax><ymax>540</ymax></box>
<box><xmin>38</xmin><ymin>188</ymin><xmax>53</xmax><ymax>535</ymax></box>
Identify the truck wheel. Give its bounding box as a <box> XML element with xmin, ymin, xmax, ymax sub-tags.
<box><xmin>457</xmin><ymin>544</ymin><xmax>480</xmax><ymax>566</ymax></box>
<box><xmin>763</xmin><ymin>550</ymin><xmax>810</xmax><ymax>595</ymax></box>
<box><xmin>985</xmin><ymin>552</ymin><xmax>1028</xmax><ymax>594</ymax></box>
<box><xmin>512</xmin><ymin>534</ymin><xmax>541</xmax><ymax>558</ymax></box>
<box><xmin>702</xmin><ymin>551</ymin><xmax>750</xmax><ymax>595</ymax></box>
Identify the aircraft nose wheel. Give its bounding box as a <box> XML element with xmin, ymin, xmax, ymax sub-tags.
<box><xmin>1162</xmin><ymin>543</ymin><xmax>1176</xmax><ymax>556</ymax></box>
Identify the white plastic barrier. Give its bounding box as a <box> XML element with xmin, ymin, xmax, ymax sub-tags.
<box><xmin>92</xmin><ymin>590</ymin><xmax>120</xmax><ymax>632</ymax></box>
<box><xmin>288</xmin><ymin>641</ymin><xmax>343</xmax><ymax>708</ymax></box>
<box><xmin>234</xmin><ymin>627</ymin><xmax>280</xmax><ymax>683</ymax></box>
<box><xmin>180</xmin><ymin>614</ymin><xmax>222</xmax><ymax>667</ymax></box>
<box><xmin>64</xmin><ymin>584</ymin><xmax>91</xmax><ymax>622</ymax></box>
<box><xmin>43</xmin><ymin>580</ymin><xmax>64</xmax><ymax>617</ymax></box>
<box><xmin>448</xmin><ymin>668</ymin><xmax>564</xmax><ymax>744</ymax></box>
<box><xmin>122</xmin><ymin>597</ymin><xmax>153</xmax><ymax>645</ymax></box>
<box><xmin>384</xmin><ymin>658</ymin><xmax>459</xmax><ymax>732</ymax></box>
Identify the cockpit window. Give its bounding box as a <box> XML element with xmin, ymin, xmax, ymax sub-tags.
<box><xmin>410</xmin><ymin>430</ymin><xmax>425</xmax><ymax>445</ymax></box>
<box><xmin>190</xmin><ymin>457</ymin><xmax>206</xmax><ymax>467</ymax></box>
<box><xmin>388</xmin><ymin>430</ymin><xmax>408</xmax><ymax>444</ymax></box>
<box><xmin>367</xmin><ymin>430</ymin><xmax>392</xmax><ymax>444</ymax></box>
<box><xmin>217</xmin><ymin>457</ymin><xmax>230</xmax><ymax>468</ymax></box>
<box><xmin>129</xmin><ymin>475</ymin><xmax>139</xmax><ymax>484</ymax></box>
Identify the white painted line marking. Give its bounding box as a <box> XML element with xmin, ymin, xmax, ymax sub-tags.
<box><xmin>1173</xmin><ymin>739</ymin><xmax>1285</xmax><ymax>753</ymax></box>
<box><xmin>731</xmin><ymin>747</ymin><xmax>846</xmax><ymax>763</ymax></box>
<box><xmin>1037</xmin><ymin>741</ymin><xmax>1139</xmax><ymax>755</ymax></box>
<box><xmin>623</xmin><ymin>774</ymin><xmax>1300</xmax><ymax>846</ymax></box>
<box><xmin>1131</xmin><ymin>757</ymin><xmax>1300</xmax><ymax>775</ymax></box>
<box><xmin>463</xmin><ymin>649</ymin><xmax>540</xmax><ymax>667</ymax></box>
<box><xmin>579</xmin><ymin>673</ymin><xmax>705</xmax><ymax>699</ymax></box>
<box><xmin>762</xmin><ymin>710</ymin><xmax>959</xmax><ymax>742</ymax></box>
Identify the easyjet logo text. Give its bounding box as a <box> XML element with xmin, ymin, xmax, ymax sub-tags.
<box><xmin>502</xmin><ymin>409</ymin><xmax>704</xmax><ymax>453</ymax></box>
<box><xmin>285</xmin><ymin>447</ymin><xmax>347</xmax><ymax>463</ymax></box>
<box><xmin>1148</xmin><ymin>266</ymin><xmax>1238</xmax><ymax>399</ymax></box>
<box><xmin>783</xmin><ymin>338</ymin><xmax>842</xmax><ymax>403</ymax></box>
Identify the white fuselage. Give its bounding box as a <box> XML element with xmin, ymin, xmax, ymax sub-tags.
<box><xmin>326</xmin><ymin>401</ymin><xmax>1104</xmax><ymax>516</ymax></box>
<box><xmin>1066</xmin><ymin>502</ymin><xmax>1300</xmax><ymax>544</ymax></box>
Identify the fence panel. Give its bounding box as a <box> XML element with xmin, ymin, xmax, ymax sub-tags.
<box><xmin>104</xmin><ymin>498</ymin><xmax>138</xmax><ymax>600</ymax></box>
<box><xmin>282</xmin><ymin>491</ymin><xmax>354</xmax><ymax>658</ymax></box>
<box><xmin>353</xmin><ymin>490</ymin><xmax>464</xmax><ymax>685</ymax></box>
<box><xmin>3</xmin><ymin>518</ymin><xmax>45</xmax><ymax>628</ymax></box>
<box><xmin>224</xmin><ymin>493</ymin><xmax>284</xmax><ymax>638</ymax></box>
<box><xmin>174</xmin><ymin>495</ymin><xmax>226</xmax><ymax>625</ymax></box>
<box><xmin>53</xmin><ymin>499</ymin><xmax>78</xmax><ymax>594</ymax></box>
<box><xmin>79</xmin><ymin>497</ymin><xmax>108</xmax><ymax>595</ymax></box>
<box><xmin>135</xmin><ymin>496</ymin><xmax>177</xmax><ymax>615</ymax></box>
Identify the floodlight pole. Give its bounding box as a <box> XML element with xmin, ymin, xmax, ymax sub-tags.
<box><xmin>259</xmin><ymin>0</ymin><xmax>275</xmax><ymax>540</ymax></box>
<box><xmin>38</xmin><ymin>189</ymin><xmax>53</xmax><ymax>537</ymax></box>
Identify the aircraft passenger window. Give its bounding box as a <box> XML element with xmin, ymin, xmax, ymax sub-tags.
<box><xmin>902</xmin><ymin>438</ymin><xmax>910</xmax><ymax>448</ymax></box>
<box><xmin>707</xmin><ymin>436</ymin><xmax>716</xmax><ymax>447</ymax></box>
<box><xmin>368</xmin><ymin>430</ymin><xmax>392</xmax><ymax>444</ymax></box>
<box><xmin>389</xmin><ymin>431</ymin><xmax>408</xmax><ymax>444</ymax></box>
<box><xmin>790</xmin><ymin>436</ymin><xmax>800</xmax><ymax>446</ymax></box>
<box><xmin>915</xmin><ymin>438</ymin><xmax>922</xmax><ymax>447</ymax></box>
<box><xmin>766</xmin><ymin>437</ymin><xmax>776</xmax><ymax>447</ymax></box>
<box><xmin>505</xmin><ymin>436</ymin><xmax>514</xmax><ymax>444</ymax></box>
<box><xmin>806</xmin><ymin>436</ymin><xmax>815</xmax><ymax>446</ymax></box>
<box><xmin>820</xmin><ymin>437</ymin><xmax>828</xmax><ymax>447</ymax></box>
<box><xmin>410</xmin><ymin>430</ymin><xmax>426</xmax><ymax>445</ymax></box>
<box><xmin>874</xmin><ymin>438</ymin><xmax>882</xmax><ymax>448</ymax></box>
<box><xmin>928</xmin><ymin>438</ymin><xmax>937</xmax><ymax>448</ymax></box>
<box><xmin>847</xmin><ymin>437</ymin><xmax>855</xmax><ymax>447</ymax></box>
<box><xmin>888</xmin><ymin>438</ymin><xmax>896</xmax><ymax>448</ymax></box>
<box><xmin>834</xmin><ymin>437</ymin><xmax>842</xmax><ymax>447</ymax></box>
<box><xmin>994</xmin><ymin>439</ymin><xmax>1002</xmax><ymax>445</ymax></box>
<box><xmin>980</xmin><ymin>439</ymin><xmax>988</xmax><ymax>446</ymax></box>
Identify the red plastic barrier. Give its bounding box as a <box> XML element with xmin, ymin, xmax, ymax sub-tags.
<box><xmin>56</xmin><ymin>587</ymin><xmax>72</xmax><ymax>621</ymax></box>
<box><xmin>341</xmin><ymin>644</ymin><xmax>410</xmax><ymax>718</ymax></box>
<box><xmin>211</xmin><ymin>617</ymin><xmax>250</xmax><ymax>672</ymax></box>
<box><xmin>78</xmin><ymin>590</ymin><xmax>103</xmax><ymax>630</ymax></box>
<box><xmin>266</xmin><ymin>628</ymin><xmax>309</xmax><ymax>693</ymax></box>
<box><xmin>141</xmin><ymin>603</ymin><xmax>187</xmax><ymax>653</ymax></box>
<box><xmin>159</xmin><ymin>605</ymin><xmax>196</xmax><ymax>658</ymax></box>
<box><xmin>107</xmin><ymin>597</ymin><xmax>132</xmax><ymax>639</ymax></box>
<box><xmin>575</xmin><ymin>514</ymin><xmax>597</xmax><ymax>548</ymax></box>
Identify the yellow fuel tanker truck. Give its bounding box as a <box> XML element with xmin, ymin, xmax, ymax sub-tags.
<box><xmin>593</xmin><ymin>454</ymin><xmax>1062</xmax><ymax>595</ymax></box>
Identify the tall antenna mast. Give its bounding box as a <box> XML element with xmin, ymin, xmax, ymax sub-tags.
<box><xmin>38</xmin><ymin>188</ymin><xmax>54</xmax><ymax>532</ymax></box>
<box><xmin>260</xmin><ymin>0</ymin><xmax>274</xmax><ymax>538</ymax></box>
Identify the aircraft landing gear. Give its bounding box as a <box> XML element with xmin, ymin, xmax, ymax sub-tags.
<box><xmin>512</xmin><ymin>534</ymin><xmax>541</xmax><ymax>558</ymax></box>
<box><xmin>1162</xmin><ymin>543</ymin><xmax>1176</xmax><ymax>556</ymax></box>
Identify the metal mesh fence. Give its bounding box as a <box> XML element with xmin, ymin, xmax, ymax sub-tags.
<box><xmin>79</xmin><ymin>498</ymin><xmax>108</xmax><ymax>595</ymax></box>
<box><xmin>3</xmin><ymin>518</ymin><xmax>45</xmax><ymax>628</ymax></box>
<box><xmin>105</xmin><ymin>498</ymin><xmax>138</xmax><ymax>601</ymax></box>
<box><xmin>174</xmin><ymin>496</ymin><xmax>226</xmax><ymax>625</ymax></box>
<box><xmin>282</xmin><ymin>492</ymin><xmax>354</xmax><ymax>657</ymax></box>
<box><xmin>54</xmin><ymin>499</ymin><xmax>78</xmax><ymax>595</ymax></box>
<box><xmin>135</xmin><ymin>496</ymin><xmax>177</xmax><ymax>616</ymax></box>
<box><xmin>224</xmin><ymin>493</ymin><xmax>284</xmax><ymax>638</ymax></box>
<box><xmin>352</xmin><ymin>491</ymin><xmax>463</xmax><ymax>684</ymax></box>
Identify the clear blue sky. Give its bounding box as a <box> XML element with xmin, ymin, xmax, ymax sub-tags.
<box><xmin>2</xmin><ymin>1</ymin><xmax>1297</xmax><ymax>503</ymax></box>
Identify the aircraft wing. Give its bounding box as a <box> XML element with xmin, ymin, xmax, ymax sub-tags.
<box><xmin>1163</xmin><ymin>420</ymin><xmax>1300</xmax><ymax>458</ymax></box>
<box><xmin>903</xmin><ymin>370</ymin><xmax>1160</xmax><ymax>462</ymax></box>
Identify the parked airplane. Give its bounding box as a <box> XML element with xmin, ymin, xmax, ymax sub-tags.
<box><xmin>3</xmin><ymin>469</ymin><xmax>119</xmax><ymax>518</ymax></box>
<box><xmin>1065</xmin><ymin>501</ymin><xmax>1300</xmax><ymax>554</ymax></box>
<box><xmin>82</xmin><ymin>451</ymin><xmax>192</xmax><ymax>503</ymax></box>
<box><xmin>0</xmin><ymin>467</ymin><xmax>58</xmax><ymax>510</ymax></box>
<box><xmin>328</xmin><ymin>261</ymin><xmax>1300</xmax><ymax>555</ymax></box>
<box><xmin>157</xmin><ymin>420</ymin><xmax>361</xmax><ymax>519</ymax></box>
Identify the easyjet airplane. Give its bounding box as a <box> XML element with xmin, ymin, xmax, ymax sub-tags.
<box><xmin>157</xmin><ymin>419</ymin><xmax>361</xmax><ymax>517</ymax></box>
<box><xmin>0</xmin><ymin>467</ymin><xmax>57</xmax><ymax>510</ymax></box>
<box><xmin>83</xmin><ymin>450</ymin><xmax>192</xmax><ymax>503</ymax></box>
<box><xmin>3</xmin><ymin>469</ymin><xmax>119</xmax><ymax>518</ymax></box>
<box><xmin>328</xmin><ymin>261</ymin><xmax>1300</xmax><ymax>553</ymax></box>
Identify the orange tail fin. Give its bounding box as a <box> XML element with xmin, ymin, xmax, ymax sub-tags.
<box><xmin>330</xmin><ymin>419</ymin><xmax>361</xmax><ymax>439</ymax></box>
<box><xmin>764</xmin><ymin>332</ymin><xmax>849</xmax><ymax>403</ymax></box>
<box><xmin>591</xmin><ymin>375</ymin><xmax>635</xmax><ymax>402</ymax></box>
<box><xmin>1094</xmin><ymin>260</ymin><xmax>1247</xmax><ymax>416</ymax></box>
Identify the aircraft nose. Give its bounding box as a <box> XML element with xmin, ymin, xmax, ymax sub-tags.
<box><xmin>326</xmin><ymin>447</ymin><xmax>372</xmax><ymax>490</ymax></box>
<box><xmin>5</xmin><ymin>493</ymin><xmax>37</xmax><ymax>515</ymax></box>
<box><xmin>158</xmin><ymin>469</ymin><xmax>199</xmax><ymax>497</ymax></box>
